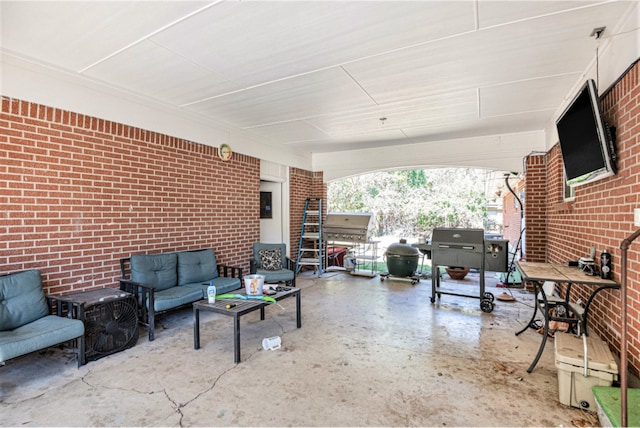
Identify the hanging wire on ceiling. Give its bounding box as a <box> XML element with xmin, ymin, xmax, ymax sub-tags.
<box><xmin>590</xmin><ymin>26</ymin><xmax>605</xmax><ymax>89</ymax></box>
<box><xmin>593</xmin><ymin>39</ymin><xmax>601</xmax><ymax>93</ymax></box>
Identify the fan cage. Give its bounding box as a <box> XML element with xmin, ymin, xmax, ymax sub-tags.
<box><xmin>84</xmin><ymin>296</ymin><xmax>139</xmax><ymax>361</ymax></box>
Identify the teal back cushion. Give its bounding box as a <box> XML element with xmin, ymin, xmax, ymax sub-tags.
<box><xmin>130</xmin><ymin>253</ymin><xmax>178</xmax><ymax>291</ymax></box>
<box><xmin>177</xmin><ymin>250</ymin><xmax>218</xmax><ymax>286</ymax></box>
<box><xmin>0</xmin><ymin>270</ymin><xmax>49</xmax><ymax>331</ymax></box>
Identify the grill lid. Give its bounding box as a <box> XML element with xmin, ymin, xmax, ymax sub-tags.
<box><xmin>431</xmin><ymin>227</ymin><xmax>485</xmax><ymax>268</ymax></box>
<box><xmin>385</xmin><ymin>239</ymin><xmax>420</xmax><ymax>257</ymax></box>
<box><xmin>324</xmin><ymin>212</ymin><xmax>372</xmax><ymax>229</ymax></box>
<box><xmin>432</xmin><ymin>227</ymin><xmax>484</xmax><ymax>250</ymax></box>
<box><xmin>323</xmin><ymin>212</ymin><xmax>372</xmax><ymax>243</ymax></box>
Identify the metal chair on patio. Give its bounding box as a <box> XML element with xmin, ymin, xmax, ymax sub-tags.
<box><xmin>250</xmin><ymin>243</ymin><xmax>296</xmax><ymax>288</ymax></box>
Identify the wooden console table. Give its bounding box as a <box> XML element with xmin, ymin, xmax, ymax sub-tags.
<box><xmin>514</xmin><ymin>261</ymin><xmax>619</xmax><ymax>373</ymax></box>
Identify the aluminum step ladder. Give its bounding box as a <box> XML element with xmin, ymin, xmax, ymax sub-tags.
<box><xmin>296</xmin><ymin>198</ymin><xmax>323</xmax><ymax>276</ymax></box>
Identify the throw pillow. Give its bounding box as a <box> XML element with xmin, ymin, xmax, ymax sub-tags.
<box><xmin>259</xmin><ymin>248</ymin><xmax>282</xmax><ymax>271</ymax></box>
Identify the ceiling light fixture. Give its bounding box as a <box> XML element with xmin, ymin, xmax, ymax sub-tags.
<box><xmin>379</xmin><ymin>117</ymin><xmax>387</xmax><ymax>125</ymax></box>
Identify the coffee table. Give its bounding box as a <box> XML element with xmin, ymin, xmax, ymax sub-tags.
<box><xmin>193</xmin><ymin>287</ymin><xmax>301</xmax><ymax>363</ymax></box>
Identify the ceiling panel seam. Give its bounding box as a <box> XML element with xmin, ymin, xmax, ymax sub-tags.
<box><xmin>180</xmin><ymin>30</ymin><xmax>479</xmax><ymax>108</ymax></box>
<box><xmin>340</xmin><ymin>65</ymin><xmax>379</xmax><ymax>106</ymax></box>
<box><xmin>78</xmin><ymin>1</ymin><xmax>222</xmax><ymax>74</ymax></box>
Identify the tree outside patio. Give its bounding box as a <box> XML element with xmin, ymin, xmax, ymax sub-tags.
<box><xmin>327</xmin><ymin>168</ymin><xmax>504</xmax><ymax>274</ymax></box>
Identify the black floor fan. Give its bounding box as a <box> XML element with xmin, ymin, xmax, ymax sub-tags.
<box><xmin>84</xmin><ymin>296</ymin><xmax>139</xmax><ymax>362</ymax></box>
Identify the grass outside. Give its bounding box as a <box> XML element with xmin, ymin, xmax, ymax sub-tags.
<box><xmin>358</xmin><ymin>261</ymin><xmax>434</xmax><ymax>274</ymax></box>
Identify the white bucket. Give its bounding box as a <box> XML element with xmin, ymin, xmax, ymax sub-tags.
<box><xmin>244</xmin><ymin>274</ymin><xmax>265</xmax><ymax>296</ymax></box>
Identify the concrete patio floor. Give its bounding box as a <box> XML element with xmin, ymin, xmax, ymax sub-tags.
<box><xmin>1</xmin><ymin>270</ymin><xmax>604</xmax><ymax>427</ymax></box>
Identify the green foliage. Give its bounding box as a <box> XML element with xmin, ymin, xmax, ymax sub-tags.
<box><xmin>402</xmin><ymin>170</ymin><xmax>427</xmax><ymax>188</ymax></box>
<box><xmin>327</xmin><ymin>168</ymin><xmax>490</xmax><ymax>238</ymax></box>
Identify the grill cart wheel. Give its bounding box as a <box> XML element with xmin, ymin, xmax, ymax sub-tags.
<box><xmin>480</xmin><ymin>299</ymin><xmax>494</xmax><ymax>313</ymax></box>
<box><xmin>483</xmin><ymin>292</ymin><xmax>495</xmax><ymax>302</ymax></box>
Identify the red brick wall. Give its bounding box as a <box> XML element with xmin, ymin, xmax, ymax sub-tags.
<box><xmin>524</xmin><ymin>62</ymin><xmax>640</xmax><ymax>377</ymax></box>
<box><xmin>288</xmin><ymin>168</ymin><xmax>326</xmax><ymax>259</ymax></box>
<box><xmin>0</xmin><ymin>97</ymin><xmax>313</xmax><ymax>295</ymax></box>
<box><xmin>523</xmin><ymin>154</ymin><xmax>547</xmax><ymax>262</ymax></box>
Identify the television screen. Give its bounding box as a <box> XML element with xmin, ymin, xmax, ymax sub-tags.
<box><xmin>556</xmin><ymin>79</ymin><xmax>616</xmax><ymax>187</ymax></box>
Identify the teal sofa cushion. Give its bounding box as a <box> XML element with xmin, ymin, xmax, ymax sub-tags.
<box><xmin>0</xmin><ymin>270</ymin><xmax>49</xmax><ymax>331</ymax></box>
<box><xmin>149</xmin><ymin>286</ymin><xmax>203</xmax><ymax>312</ymax></box>
<box><xmin>184</xmin><ymin>276</ymin><xmax>241</xmax><ymax>297</ymax></box>
<box><xmin>254</xmin><ymin>268</ymin><xmax>294</xmax><ymax>283</ymax></box>
<box><xmin>130</xmin><ymin>253</ymin><xmax>178</xmax><ymax>291</ymax></box>
<box><xmin>177</xmin><ymin>250</ymin><xmax>219</xmax><ymax>286</ymax></box>
<box><xmin>0</xmin><ymin>315</ymin><xmax>84</xmax><ymax>362</ymax></box>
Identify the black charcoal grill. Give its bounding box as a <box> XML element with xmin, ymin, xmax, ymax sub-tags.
<box><xmin>322</xmin><ymin>212</ymin><xmax>372</xmax><ymax>243</ymax></box>
<box><xmin>430</xmin><ymin>227</ymin><xmax>494</xmax><ymax>312</ymax></box>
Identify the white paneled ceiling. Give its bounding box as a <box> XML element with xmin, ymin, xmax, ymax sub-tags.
<box><xmin>0</xmin><ymin>0</ymin><xmax>635</xmax><ymax>174</ymax></box>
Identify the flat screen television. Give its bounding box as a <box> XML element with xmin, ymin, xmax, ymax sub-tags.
<box><xmin>556</xmin><ymin>79</ymin><xmax>617</xmax><ymax>187</ymax></box>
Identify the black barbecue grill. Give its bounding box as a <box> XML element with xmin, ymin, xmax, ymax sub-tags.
<box><xmin>431</xmin><ymin>227</ymin><xmax>495</xmax><ymax>312</ymax></box>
